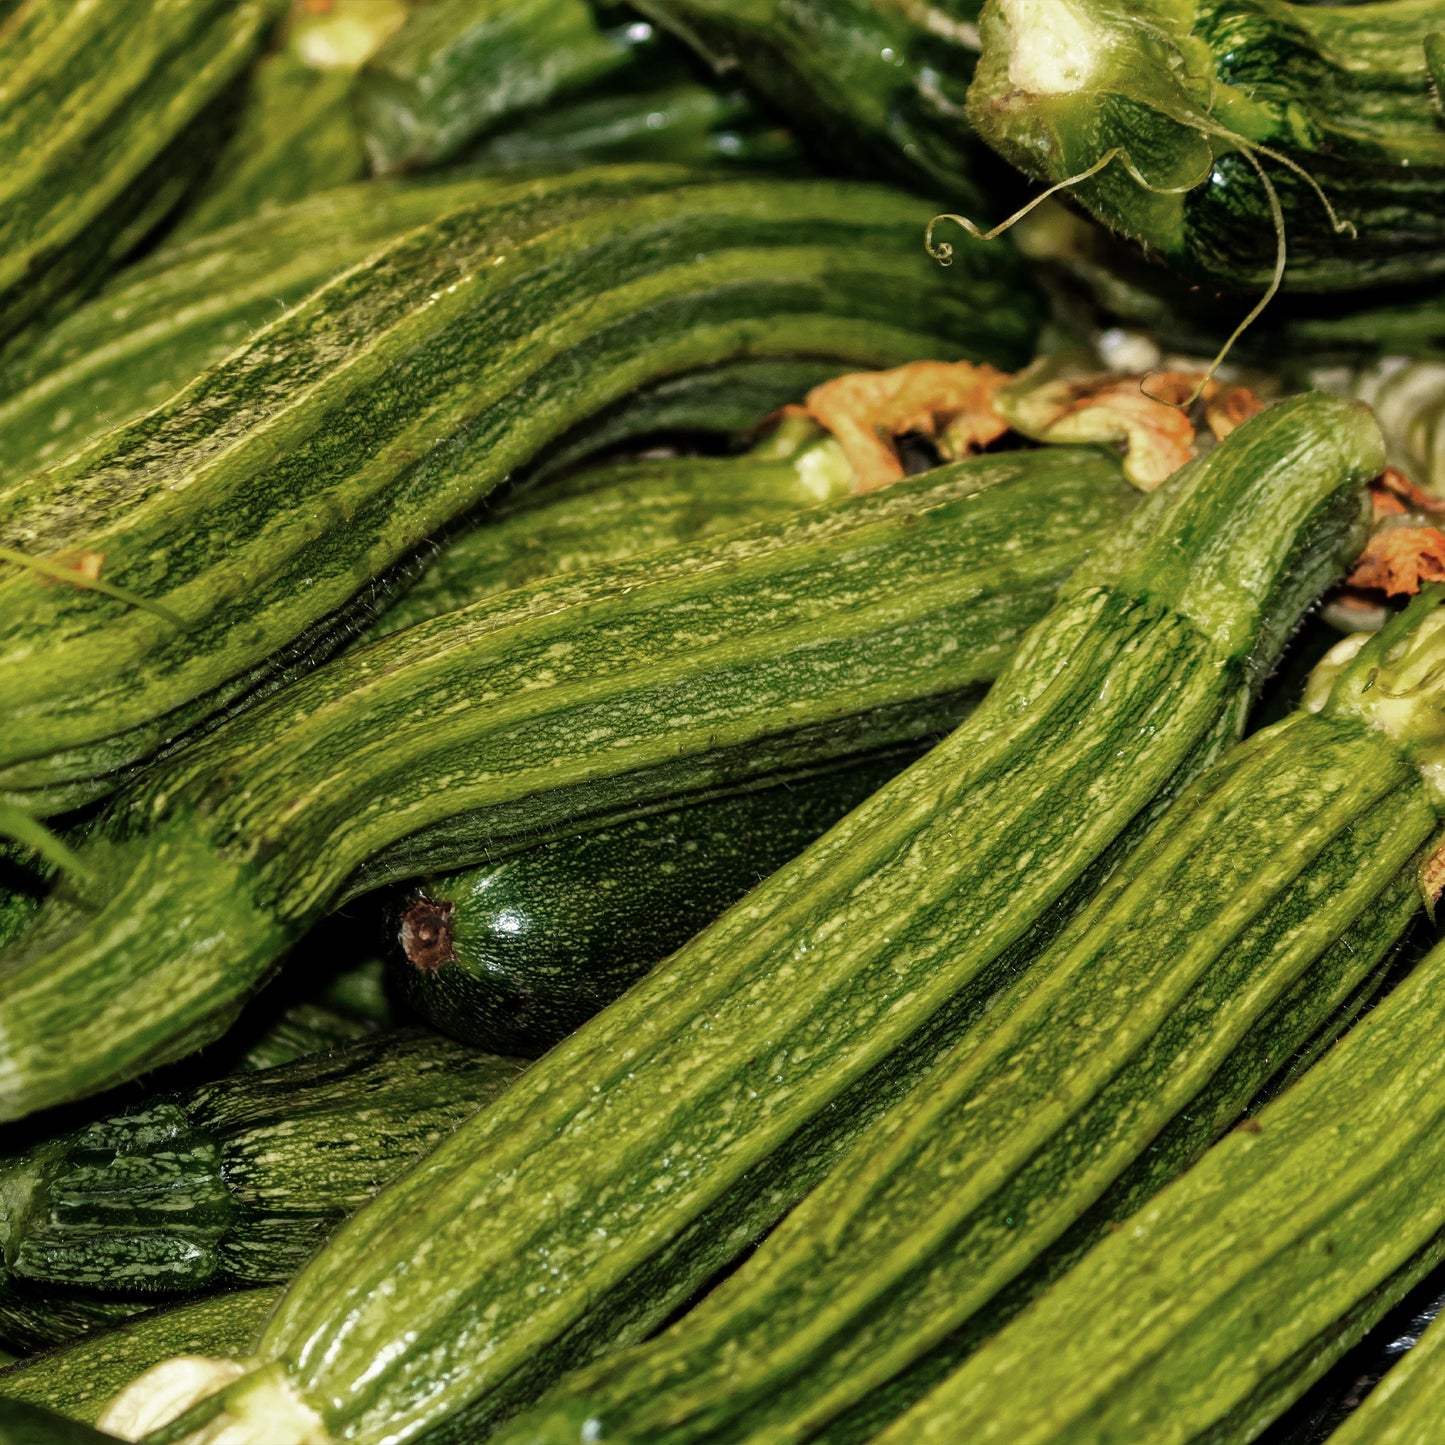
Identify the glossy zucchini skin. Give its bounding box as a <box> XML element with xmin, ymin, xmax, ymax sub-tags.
<box><xmin>0</xmin><ymin>167</ymin><xmax>1038</xmax><ymax>815</ymax></box>
<box><xmin>134</xmin><ymin>398</ymin><xmax>1377</xmax><ymax>1445</ymax></box>
<box><xmin>633</xmin><ymin>0</ymin><xmax>994</xmax><ymax>210</ymax></box>
<box><xmin>873</xmin><ymin>922</ymin><xmax>1445</xmax><ymax>1445</ymax></box>
<box><xmin>357</xmin><ymin>0</ymin><xmax>653</xmax><ymax>172</ymax></box>
<box><xmin>503</xmin><ymin>606</ymin><xmax>1445</xmax><ymax>1445</ymax></box>
<box><xmin>968</xmin><ymin>0</ymin><xmax>1445</xmax><ymax>293</ymax></box>
<box><xmin>0</xmin><ymin>1290</ymin><xmax>278</xmax><ymax>1427</ymax></box>
<box><xmin>0</xmin><ymin>1034</ymin><xmax>523</xmax><ymax>1352</ymax></box>
<box><xmin>0</xmin><ymin>0</ymin><xmax>279</xmax><ymax>344</ymax></box>
<box><xmin>0</xmin><ymin>444</ymin><xmax>1131</xmax><ymax>1120</ymax></box>
<box><xmin>396</xmin><ymin>749</ymin><xmax>929</xmax><ymax>1054</ymax></box>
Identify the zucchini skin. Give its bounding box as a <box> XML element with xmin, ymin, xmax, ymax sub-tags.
<box><xmin>0</xmin><ymin>444</ymin><xmax>1134</xmax><ymax>1119</ymax></box>
<box><xmin>0</xmin><ymin>168</ymin><xmax>1038</xmax><ymax>814</ymax></box>
<box><xmin>0</xmin><ymin>1033</ymin><xmax>523</xmax><ymax>1352</ymax></box>
<box><xmin>0</xmin><ymin>0</ymin><xmax>280</xmax><ymax>343</ymax></box>
<box><xmin>967</xmin><ymin>0</ymin><xmax>1445</xmax><ymax>293</ymax></box>
<box><xmin>144</xmin><ymin>397</ymin><xmax>1377</xmax><ymax>1445</ymax></box>
<box><xmin>872</xmin><ymin>919</ymin><xmax>1445</xmax><ymax>1444</ymax></box>
<box><xmin>0</xmin><ymin>1289</ymin><xmax>278</xmax><ymax>1427</ymax></box>
<box><xmin>502</xmin><ymin>636</ymin><xmax>1440</xmax><ymax>1445</ymax></box>
<box><xmin>356</xmin><ymin>0</ymin><xmax>656</xmax><ymax>172</ymax></box>
<box><xmin>633</xmin><ymin>0</ymin><xmax>995</xmax><ymax>210</ymax></box>
<box><xmin>395</xmin><ymin>750</ymin><xmax>931</xmax><ymax>1054</ymax></box>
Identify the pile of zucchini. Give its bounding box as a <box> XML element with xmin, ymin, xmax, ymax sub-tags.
<box><xmin>2</xmin><ymin>2</ymin><xmax>1444</xmax><ymax>1443</ymax></box>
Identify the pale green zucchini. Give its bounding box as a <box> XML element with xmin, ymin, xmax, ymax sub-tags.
<box><xmin>0</xmin><ymin>1291</ymin><xmax>278</xmax><ymax>1427</ymax></box>
<box><xmin>0</xmin><ymin>0</ymin><xmax>280</xmax><ymax>343</ymax></box>
<box><xmin>0</xmin><ymin>167</ymin><xmax>1037</xmax><ymax>815</ymax></box>
<box><xmin>0</xmin><ymin>443</ymin><xmax>1132</xmax><ymax>1120</ymax></box>
<box><xmin>499</xmin><ymin>594</ymin><xmax>1445</xmax><ymax>1445</ymax></box>
<box><xmin>1326</xmin><ymin>1291</ymin><xmax>1445</xmax><ymax>1445</ymax></box>
<box><xmin>871</xmin><ymin>885</ymin><xmax>1445</xmax><ymax>1445</ymax></box>
<box><xmin>107</xmin><ymin>397</ymin><xmax>1377</xmax><ymax>1445</ymax></box>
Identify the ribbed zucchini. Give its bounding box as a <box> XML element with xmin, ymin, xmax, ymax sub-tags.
<box><xmin>0</xmin><ymin>1033</ymin><xmax>523</xmax><ymax>1352</ymax></box>
<box><xmin>0</xmin><ymin>443</ymin><xmax>1130</xmax><ymax>1119</ymax></box>
<box><xmin>1326</xmin><ymin>1291</ymin><xmax>1445</xmax><ymax>1445</ymax></box>
<box><xmin>367</xmin><ymin>421</ymin><xmax>855</xmax><ymax>638</ymax></box>
<box><xmin>0</xmin><ymin>1290</ymin><xmax>278</xmax><ymax>1427</ymax></box>
<box><xmin>109</xmin><ymin>397</ymin><xmax>1377</xmax><ymax>1445</ymax></box>
<box><xmin>396</xmin><ymin>749</ymin><xmax>929</xmax><ymax>1053</ymax></box>
<box><xmin>871</xmin><ymin>893</ymin><xmax>1445</xmax><ymax>1444</ymax></box>
<box><xmin>357</xmin><ymin>0</ymin><xmax>657</xmax><ymax>172</ymax></box>
<box><xmin>967</xmin><ymin>0</ymin><xmax>1445</xmax><ymax>292</ymax></box>
<box><xmin>0</xmin><ymin>167</ymin><xmax>1037</xmax><ymax>815</ymax></box>
<box><xmin>500</xmin><ymin>594</ymin><xmax>1445</xmax><ymax>1445</ymax></box>
<box><xmin>633</xmin><ymin>0</ymin><xmax>995</xmax><ymax>210</ymax></box>
<box><xmin>0</xmin><ymin>0</ymin><xmax>280</xmax><ymax>344</ymax></box>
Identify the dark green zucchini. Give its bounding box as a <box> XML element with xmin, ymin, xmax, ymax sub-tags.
<box><xmin>499</xmin><ymin>592</ymin><xmax>1445</xmax><ymax>1445</ymax></box>
<box><xmin>0</xmin><ymin>442</ymin><xmax>1132</xmax><ymax>1120</ymax></box>
<box><xmin>0</xmin><ymin>1290</ymin><xmax>278</xmax><ymax>1428</ymax></box>
<box><xmin>366</xmin><ymin>419</ymin><xmax>854</xmax><ymax>638</ymax></box>
<box><xmin>869</xmin><ymin>902</ymin><xmax>1445</xmax><ymax>1444</ymax></box>
<box><xmin>633</xmin><ymin>0</ymin><xmax>996</xmax><ymax>211</ymax></box>
<box><xmin>103</xmin><ymin>398</ymin><xmax>1377</xmax><ymax>1445</ymax></box>
<box><xmin>356</xmin><ymin>0</ymin><xmax>658</xmax><ymax>172</ymax></box>
<box><xmin>0</xmin><ymin>167</ymin><xmax>1038</xmax><ymax>815</ymax></box>
<box><xmin>395</xmin><ymin>748</ymin><xmax>929</xmax><ymax>1053</ymax></box>
<box><xmin>966</xmin><ymin>0</ymin><xmax>1445</xmax><ymax>293</ymax></box>
<box><xmin>0</xmin><ymin>1398</ymin><xmax>123</xmax><ymax>1444</ymax></box>
<box><xmin>0</xmin><ymin>1033</ymin><xmax>523</xmax><ymax>1352</ymax></box>
<box><xmin>0</xmin><ymin>0</ymin><xmax>280</xmax><ymax>344</ymax></box>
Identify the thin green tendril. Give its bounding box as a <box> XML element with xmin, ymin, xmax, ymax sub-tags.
<box><xmin>0</xmin><ymin>803</ymin><xmax>92</xmax><ymax>883</ymax></box>
<box><xmin>0</xmin><ymin>546</ymin><xmax>189</xmax><ymax>629</ymax></box>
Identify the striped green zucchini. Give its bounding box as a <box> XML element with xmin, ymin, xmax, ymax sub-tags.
<box><xmin>0</xmin><ymin>0</ymin><xmax>280</xmax><ymax>344</ymax></box>
<box><xmin>0</xmin><ymin>167</ymin><xmax>1037</xmax><ymax>816</ymax></box>
<box><xmin>356</xmin><ymin>0</ymin><xmax>656</xmax><ymax>172</ymax></box>
<box><xmin>366</xmin><ymin>419</ymin><xmax>855</xmax><ymax>638</ymax></box>
<box><xmin>633</xmin><ymin>0</ymin><xmax>994</xmax><ymax>210</ymax></box>
<box><xmin>110</xmin><ymin>397</ymin><xmax>1377</xmax><ymax>1445</ymax></box>
<box><xmin>462</xmin><ymin>78</ymin><xmax>797</xmax><ymax>174</ymax></box>
<box><xmin>0</xmin><ymin>1033</ymin><xmax>523</xmax><ymax>1352</ymax></box>
<box><xmin>967</xmin><ymin>0</ymin><xmax>1445</xmax><ymax>293</ymax></box>
<box><xmin>0</xmin><ymin>1290</ymin><xmax>278</xmax><ymax>1428</ymax></box>
<box><xmin>499</xmin><ymin>592</ymin><xmax>1445</xmax><ymax>1445</ymax></box>
<box><xmin>871</xmin><ymin>862</ymin><xmax>1445</xmax><ymax>1445</ymax></box>
<box><xmin>396</xmin><ymin>748</ymin><xmax>929</xmax><ymax>1054</ymax></box>
<box><xmin>0</xmin><ymin>442</ymin><xmax>1131</xmax><ymax>1119</ymax></box>
<box><xmin>1326</xmin><ymin>1287</ymin><xmax>1445</xmax><ymax>1445</ymax></box>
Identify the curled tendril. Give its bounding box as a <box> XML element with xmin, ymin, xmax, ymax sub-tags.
<box><xmin>928</xmin><ymin>117</ymin><xmax>1356</xmax><ymax>407</ymax></box>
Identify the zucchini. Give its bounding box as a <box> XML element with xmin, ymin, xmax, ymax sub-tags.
<box><xmin>395</xmin><ymin>748</ymin><xmax>930</xmax><ymax>1054</ymax></box>
<box><xmin>869</xmin><ymin>891</ymin><xmax>1445</xmax><ymax>1445</ymax></box>
<box><xmin>0</xmin><ymin>1033</ymin><xmax>523</xmax><ymax>1351</ymax></box>
<box><xmin>499</xmin><ymin>594</ymin><xmax>1445</xmax><ymax>1445</ymax></box>
<box><xmin>357</xmin><ymin>0</ymin><xmax>658</xmax><ymax>173</ymax></box>
<box><xmin>632</xmin><ymin>0</ymin><xmax>995</xmax><ymax>210</ymax></box>
<box><xmin>1325</xmin><ymin>1290</ymin><xmax>1445</xmax><ymax>1445</ymax></box>
<box><xmin>966</xmin><ymin>0</ymin><xmax>1445</xmax><ymax>293</ymax></box>
<box><xmin>0</xmin><ymin>167</ymin><xmax>1038</xmax><ymax>815</ymax></box>
<box><xmin>0</xmin><ymin>0</ymin><xmax>280</xmax><ymax>344</ymax></box>
<box><xmin>0</xmin><ymin>1398</ymin><xmax>122</xmax><ymax>1444</ymax></box>
<box><xmin>109</xmin><ymin>397</ymin><xmax>1377</xmax><ymax>1445</ymax></box>
<box><xmin>0</xmin><ymin>1290</ymin><xmax>278</xmax><ymax>1427</ymax></box>
<box><xmin>0</xmin><ymin>442</ymin><xmax>1132</xmax><ymax>1119</ymax></box>
<box><xmin>365</xmin><ymin>420</ymin><xmax>855</xmax><ymax>638</ymax></box>
<box><xmin>461</xmin><ymin>79</ymin><xmax>797</xmax><ymax>174</ymax></box>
